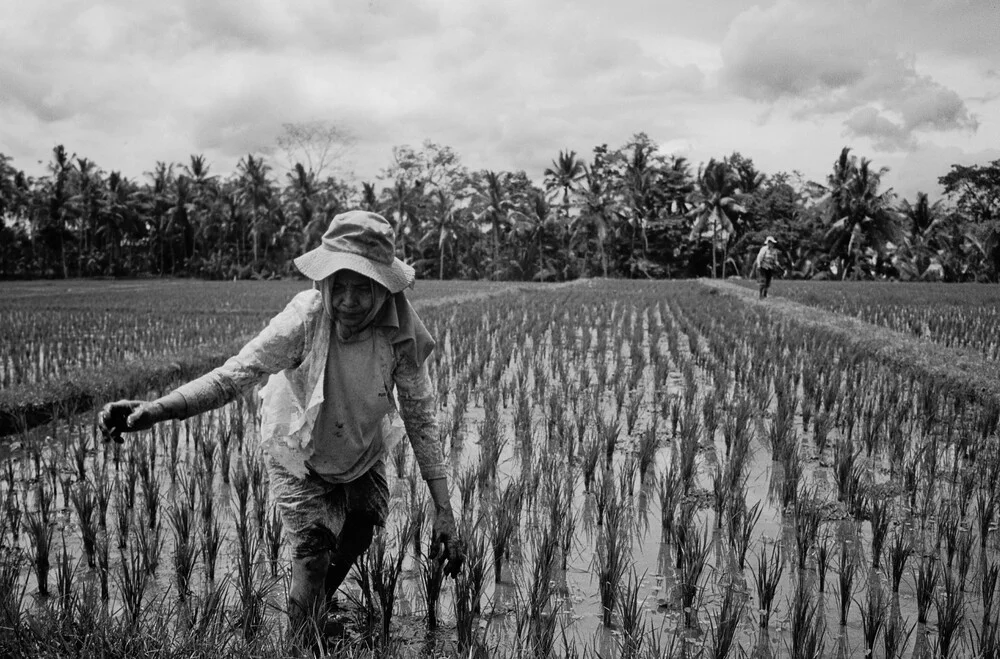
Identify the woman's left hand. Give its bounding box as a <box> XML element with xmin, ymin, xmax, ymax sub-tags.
<box><xmin>430</xmin><ymin>507</ymin><xmax>464</xmax><ymax>577</ymax></box>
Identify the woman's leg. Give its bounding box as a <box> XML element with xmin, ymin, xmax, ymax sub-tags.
<box><xmin>325</xmin><ymin>462</ymin><xmax>390</xmax><ymax>600</ymax></box>
<box><xmin>325</xmin><ymin>513</ymin><xmax>377</xmax><ymax>596</ymax></box>
<box><xmin>289</xmin><ymin>541</ymin><xmax>332</xmax><ymax>640</ymax></box>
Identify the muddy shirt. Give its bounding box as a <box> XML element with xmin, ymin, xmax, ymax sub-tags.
<box><xmin>169</xmin><ymin>288</ymin><xmax>445</xmax><ymax>482</ymax></box>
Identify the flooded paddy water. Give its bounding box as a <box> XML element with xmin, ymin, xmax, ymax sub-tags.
<box><xmin>1</xmin><ymin>278</ymin><xmax>998</xmax><ymax>658</ymax></box>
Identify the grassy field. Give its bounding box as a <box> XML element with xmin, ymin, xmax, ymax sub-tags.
<box><xmin>1</xmin><ymin>278</ymin><xmax>999</xmax><ymax>658</ymax></box>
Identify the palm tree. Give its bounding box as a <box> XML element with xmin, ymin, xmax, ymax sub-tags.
<box><xmin>822</xmin><ymin>155</ymin><xmax>901</xmax><ymax>279</ymax></box>
<box><xmin>360</xmin><ymin>182</ymin><xmax>379</xmax><ymax>211</ymax></box>
<box><xmin>663</xmin><ymin>155</ymin><xmax>694</xmax><ymax>216</ymax></box>
<box><xmin>182</xmin><ymin>155</ymin><xmax>219</xmax><ymax>265</ymax></box>
<box><xmin>236</xmin><ymin>154</ymin><xmax>274</xmax><ymax>270</ymax></box>
<box><xmin>509</xmin><ymin>190</ymin><xmax>564</xmax><ymax>281</ymax></box>
<box><xmin>143</xmin><ymin>161</ymin><xmax>176</xmax><ymax>274</ymax></box>
<box><xmin>895</xmin><ymin>192</ymin><xmax>947</xmax><ymax>280</ymax></box>
<box><xmin>285</xmin><ymin>163</ymin><xmax>318</xmax><ymax>252</ymax></box>
<box><xmin>70</xmin><ymin>157</ymin><xmax>104</xmax><ymax>275</ymax></box>
<box><xmin>687</xmin><ymin>159</ymin><xmax>745</xmax><ymax>278</ymax></box>
<box><xmin>574</xmin><ymin>167</ymin><xmax>616</xmax><ymax>277</ymax></box>
<box><xmin>42</xmin><ymin>145</ymin><xmax>75</xmax><ymax>278</ymax></box>
<box><xmin>419</xmin><ymin>188</ymin><xmax>464</xmax><ymax>280</ymax></box>
<box><xmin>474</xmin><ymin>170</ymin><xmax>518</xmax><ymax>280</ymax></box>
<box><xmin>543</xmin><ymin>150</ymin><xmax>586</xmax><ymax>214</ymax></box>
<box><xmin>382</xmin><ymin>178</ymin><xmax>424</xmax><ymax>261</ymax></box>
<box><xmin>99</xmin><ymin>172</ymin><xmax>144</xmax><ymax>273</ymax></box>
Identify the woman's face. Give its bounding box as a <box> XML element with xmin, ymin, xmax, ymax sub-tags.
<box><xmin>330</xmin><ymin>270</ymin><xmax>376</xmax><ymax>325</ymax></box>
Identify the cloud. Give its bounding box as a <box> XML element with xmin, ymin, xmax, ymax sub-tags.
<box><xmin>720</xmin><ymin>0</ymin><xmax>979</xmax><ymax>151</ymax></box>
<box><xmin>843</xmin><ymin>107</ymin><xmax>915</xmax><ymax>151</ymax></box>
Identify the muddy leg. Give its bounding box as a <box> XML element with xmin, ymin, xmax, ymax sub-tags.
<box><xmin>289</xmin><ymin>549</ymin><xmax>332</xmax><ymax>651</ymax></box>
<box><xmin>325</xmin><ymin>513</ymin><xmax>377</xmax><ymax>601</ymax></box>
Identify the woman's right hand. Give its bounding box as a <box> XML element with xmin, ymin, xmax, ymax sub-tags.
<box><xmin>98</xmin><ymin>400</ymin><xmax>162</xmax><ymax>442</ymax></box>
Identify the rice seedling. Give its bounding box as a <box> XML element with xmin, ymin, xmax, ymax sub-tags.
<box><xmin>787</xmin><ymin>577</ymin><xmax>825</xmax><ymax>659</ymax></box>
<box><xmin>913</xmin><ymin>552</ymin><xmax>938</xmax><ymax>624</ymax></box>
<box><xmin>858</xmin><ymin>581</ymin><xmax>887</xmax><ymax>657</ymax></box>
<box><xmin>793</xmin><ymin>488</ymin><xmax>822</xmax><ymax>571</ymax></box>
<box><xmin>885</xmin><ymin>528</ymin><xmax>913</xmax><ymax>593</ymax></box>
<box><xmin>595</xmin><ymin>498</ymin><xmax>629</xmax><ymax>628</ymax></box>
<box><xmin>367</xmin><ymin>519</ymin><xmax>413</xmax><ymax>646</ymax></box>
<box><xmin>677</xmin><ymin>411</ymin><xmax>700</xmax><ymax>496</ymax></box>
<box><xmin>616</xmin><ymin>569</ymin><xmax>650</xmax><ymax>659</ymax></box>
<box><xmin>167</xmin><ymin>500</ymin><xmax>197</xmax><ymax>602</ymax></box>
<box><xmin>454</xmin><ymin>523</ymin><xmax>488</xmax><ymax>653</ymax></box>
<box><xmin>69</xmin><ymin>480</ymin><xmax>98</xmax><ymax>568</ymax></box>
<box><xmin>867</xmin><ymin>493</ymin><xmax>891</xmax><ymax>570</ymax></box>
<box><xmin>113</xmin><ymin>480</ymin><xmax>131</xmax><ymax>550</ymax></box>
<box><xmin>139</xmin><ymin>466</ymin><xmax>161</xmax><ymax>531</ymax></box>
<box><xmin>978</xmin><ymin>488</ymin><xmax>997</xmax><ymax>556</ymax></box>
<box><xmin>95</xmin><ymin>534</ymin><xmax>110</xmax><ymax>601</ymax></box>
<box><xmin>883</xmin><ymin>611</ymin><xmax>914</xmax><ymax>659</ymax></box>
<box><xmin>54</xmin><ymin>533</ymin><xmax>76</xmax><ymax>609</ymax></box>
<box><xmin>117</xmin><ymin>543</ymin><xmax>149</xmax><ymax>629</ymax></box>
<box><xmin>676</xmin><ymin>519</ymin><xmax>711</xmax><ymax>631</ymax></box>
<box><xmin>983</xmin><ymin>558</ymin><xmax>1000</xmax><ymax>637</ymax></box>
<box><xmin>754</xmin><ymin>540</ymin><xmax>783</xmax><ymax>631</ymax></box>
<box><xmin>420</xmin><ymin>548</ymin><xmax>446</xmax><ymax>630</ymax></box>
<box><xmin>729</xmin><ymin>495</ymin><xmax>761</xmax><ymax>573</ymax></box>
<box><xmin>624</xmin><ymin>390</ymin><xmax>643</xmax><ymax>436</ymax></box>
<box><xmin>837</xmin><ymin>544</ymin><xmax>857</xmax><ymax>626</ymax></box>
<box><xmin>25</xmin><ymin>509</ymin><xmax>53</xmax><ymax>597</ymax></box>
<box><xmin>935</xmin><ymin>566</ymin><xmax>966</xmax><ymax>658</ymax></box>
<box><xmin>706</xmin><ymin>583</ymin><xmax>745</xmax><ymax>659</ymax></box>
<box><xmin>636</xmin><ymin>421</ymin><xmax>660</xmax><ymax>485</ymax></box>
<box><xmin>135</xmin><ymin>509</ymin><xmax>163</xmax><ymax>576</ymax></box>
<box><xmin>92</xmin><ymin>463</ymin><xmax>112</xmax><ymax>530</ymax></box>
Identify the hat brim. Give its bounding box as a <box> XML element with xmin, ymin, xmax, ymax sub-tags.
<box><xmin>293</xmin><ymin>246</ymin><xmax>415</xmax><ymax>293</ymax></box>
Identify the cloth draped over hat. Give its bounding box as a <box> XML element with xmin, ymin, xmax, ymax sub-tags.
<box><xmin>294</xmin><ymin>210</ymin><xmax>415</xmax><ymax>293</ymax></box>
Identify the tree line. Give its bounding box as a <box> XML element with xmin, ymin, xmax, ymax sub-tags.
<box><xmin>2</xmin><ymin>131</ymin><xmax>999</xmax><ymax>282</ymax></box>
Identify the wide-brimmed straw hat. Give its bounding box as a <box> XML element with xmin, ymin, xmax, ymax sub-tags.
<box><xmin>765</xmin><ymin>235</ymin><xmax>777</xmax><ymax>244</ymax></box>
<box><xmin>293</xmin><ymin>210</ymin><xmax>415</xmax><ymax>293</ymax></box>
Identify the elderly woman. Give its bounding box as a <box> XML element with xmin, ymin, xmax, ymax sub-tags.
<box><xmin>99</xmin><ymin>210</ymin><xmax>462</xmax><ymax>644</ymax></box>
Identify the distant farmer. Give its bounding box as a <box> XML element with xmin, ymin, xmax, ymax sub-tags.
<box><xmin>98</xmin><ymin>210</ymin><xmax>463</xmax><ymax>648</ymax></box>
<box><xmin>752</xmin><ymin>236</ymin><xmax>783</xmax><ymax>299</ymax></box>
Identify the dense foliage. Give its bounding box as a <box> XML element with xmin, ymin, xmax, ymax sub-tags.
<box><xmin>2</xmin><ymin>135</ymin><xmax>999</xmax><ymax>282</ymax></box>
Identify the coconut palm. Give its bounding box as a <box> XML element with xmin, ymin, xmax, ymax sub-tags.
<box><xmin>509</xmin><ymin>190</ymin><xmax>565</xmax><ymax>281</ymax></box>
<box><xmin>382</xmin><ymin>177</ymin><xmax>424</xmax><ymax>261</ymax></box>
<box><xmin>41</xmin><ymin>145</ymin><xmax>76</xmax><ymax>278</ymax></box>
<box><xmin>663</xmin><ymin>155</ymin><xmax>694</xmax><ymax>216</ymax></box>
<box><xmin>686</xmin><ymin>159</ymin><xmax>746</xmax><ymax>278</ymax></box>
<box><xmin>823</xmin><ymin>157</ymin><xmax>901</xmax><ymax>279</ymax></box>
<box><xmin>543</xmin><ymin>150</ymin><xmax>586</xmax><ymax>214</ymax></box>
<box><xmin>360</xmin><ymin>182</ymin><xmax>379</xmax><ymax>212</ymax></box>
<box><xmin>419</xmin><ymin>188</ymin><xmax>465</xmax><ymax>280</ymax></box>
<box><xmin>574</xmin><ymin>168</ymin><xmax>616</xmax><ymax>278</ymax></box>
<box><xmin>894</xmin><ymin>192</ymin><xmax>948</xmax><ymax>280</ymax></box>
<box><xmin>98</xmin><ymin>171</ymin><xmax>143</xmax><ymax>273</ymax></box>
<box><xmin>473</xmin><ymin>170</ymin><xmax>519</xmax><ymax>280</ymax></box>
<box><xmin>236</xmin><ymin>154</ymin><xmax>274</xmax><ymax>270</ymax></box>
<box><xmin>182</xmin><ymin>155</ymin><xmax>219</xmax><ymax>266</ymax></box>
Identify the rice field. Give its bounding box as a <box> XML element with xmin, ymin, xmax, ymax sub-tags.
<box><xmin>740</xmin><ymin>279</ymin><xmax>1000</xmax><ymax>363</ymax></box>
<box><xmin>1</xmin><ymin>278</ymin><xmax>999</xmax><ymax>658</ymax></box>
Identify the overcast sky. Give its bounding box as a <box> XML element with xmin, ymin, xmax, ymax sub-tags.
<box><xmin>2</xmin><ymin>0</ymin><xmax>998</xmax><ymax>199</ymax></box>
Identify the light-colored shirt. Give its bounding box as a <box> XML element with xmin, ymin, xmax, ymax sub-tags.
<box><xmin>169</xmin><ymin>289</ymin><xmax>445</xmax><ymax>482</ymax></box>
<box><xmin>755</xmin><ymin>245</ymin><xmax>778</xmax><ymax>270</ymax></box>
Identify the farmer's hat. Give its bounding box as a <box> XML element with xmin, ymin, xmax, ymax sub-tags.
<box><xmin>765</xmin><ymin>236</ymin><xmax>777</xmax><ymax>244</ymax></box>
<box><xmin>293</xmin><ymin>210</ymin><xmax>414</xmax><ymax>293</ymax></box>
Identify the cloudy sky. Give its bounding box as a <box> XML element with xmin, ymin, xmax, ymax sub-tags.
<box><xmin>2</xmin><ymin>0</ymin><xmax>998</xmax><ymax>199</ymax></box>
